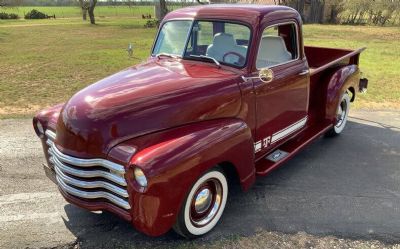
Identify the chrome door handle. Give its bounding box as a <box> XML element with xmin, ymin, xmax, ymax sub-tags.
<box><xmin>298</xmin><ymin>70</ymin><xmax>309</xmax><ymax>76</ymax></box>
<box><xmin>241</xmin><ymin>76</ymin><xmax>259</xmax><ymax>82</ymax></box>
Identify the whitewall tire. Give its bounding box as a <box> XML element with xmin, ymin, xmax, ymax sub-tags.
<box><xmin>173</xmin><ymin>168</ymin><xmax>228</xmax><ymax>238</ymax></box>
<box><xmin>326</xmin><ymin>92</ymin><xmax>351</xmax><ymax>137</ymax></box>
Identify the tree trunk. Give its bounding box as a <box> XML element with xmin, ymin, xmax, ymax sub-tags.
<box><xmin>297</xmin><ymin>0</ymin><xmax>305</xmax><ymax>22</ymax></box>
<box><xmin>159</xmin><ymin>0</ymin><xmax>168</xmax><ymax>21</ymax></box>
<box><xmin>308</xmin><ymin>0</ymin><xmax>325</xmax><ymax>24</ymax></box>
<box><xmin>88</xmin><ymin>0</ymin><xmax>97</xmax><ymax>24</ymax></box>
<box><xmin>82</xmin><ymin>8</ymin><xmax>87</xmax><ymax>20</ymax></box>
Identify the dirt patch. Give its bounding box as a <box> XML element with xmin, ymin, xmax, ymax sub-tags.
<box><xmin>0</xmin><ymin>105</ymin><xmax>42</xmax><ymax>116</ymax></box>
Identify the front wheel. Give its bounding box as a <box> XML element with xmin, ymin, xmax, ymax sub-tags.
<box><xmin>326</xmin><ymin>92</ymin><xmax>351</xmax><ymax>137</ymax></box>
<box><xmin>173</xmin><ymin>168</ymin><xmax>228</xmax><ymax>238</ymax></box>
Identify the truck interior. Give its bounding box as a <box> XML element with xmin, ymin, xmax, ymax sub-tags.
<box><xmin>256</xmin><ymin>23</ymin><xmax>298</xmax><ymax>68</ymax></box>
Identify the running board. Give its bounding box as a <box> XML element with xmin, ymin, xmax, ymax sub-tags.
<box><xmin>255</xmin><ymin>122</ymin><xmax>333</xmax><ymax>176</ymax></box>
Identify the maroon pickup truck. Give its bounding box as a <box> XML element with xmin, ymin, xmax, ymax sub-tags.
<box><xmin>33</xmin><ymin>5</ymin><xmax>368</xmax><ymax>238</ymax></box>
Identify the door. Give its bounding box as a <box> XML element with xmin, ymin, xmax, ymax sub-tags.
<box><xmin>253</xmin><ymin>21</ymin><xmax>309</xmax><ymax>158</ymax></box>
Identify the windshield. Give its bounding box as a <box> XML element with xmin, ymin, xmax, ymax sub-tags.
<box><xmin>152</xmin><ymin>20</ymin><xmax>251</xmax><ymax>68</ymax></box>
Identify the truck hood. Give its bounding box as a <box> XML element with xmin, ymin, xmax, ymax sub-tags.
<box><xmin>55</xmin><ymin>59</ymin><xmax>242</xmax><ymax>158</ymax></box>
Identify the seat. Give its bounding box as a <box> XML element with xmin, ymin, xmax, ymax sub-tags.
<box><xmin>256</xmin><ymin>35</ymin><xmax>292</xmax><ymax>68</ymax></box>
<box><xmin>206</xmin><ymin>33</ymin><xmax>247</xmax><ymax>65</ymax></box>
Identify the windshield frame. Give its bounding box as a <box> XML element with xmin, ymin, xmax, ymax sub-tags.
<box><xmin>151</xmin><ymin>18</ymin><xmax>253</xmax><ymax>69</ymax></box>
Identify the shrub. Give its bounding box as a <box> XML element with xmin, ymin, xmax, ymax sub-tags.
<box><xmin>144</xmin><ymin>19</ymin><xmax>160</xmax><ymax>28</ymax></box>
<box><xmin>8</xmin><ymin>13</ymin><xmax>19</xmax><ymax>19</ymax></box>
<box><xmin>0</xmin><ymin>12</ymin><xmax>19</xmax><ymax>20</ymax></box>
<box><xmin>24</xmin><ymin>9</ymin><xmax>48</xmax><ymax>19</ymax></box>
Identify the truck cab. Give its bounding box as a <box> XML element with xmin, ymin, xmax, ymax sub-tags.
<box><xmin>33</xmin><ymin>5</ymin><xmax>367</xmax><ymax>238</ymax></box>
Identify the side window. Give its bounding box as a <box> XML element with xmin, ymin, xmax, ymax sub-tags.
<box><xmin>256</xmin><ymin>22</ymin><xmax>298</xmax><ymax>69</ymax></box>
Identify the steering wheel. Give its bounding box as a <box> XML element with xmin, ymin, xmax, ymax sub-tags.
<box><xmin>222</xmin><ymin>51</ymin><xmax>246</xmax><ymax>65</ymax></box>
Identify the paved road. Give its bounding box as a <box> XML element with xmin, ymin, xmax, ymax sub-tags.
<box><xmin>0</xmin><ymin>110</ymin><xmax>399</xmax><ymax>248</ymax></box>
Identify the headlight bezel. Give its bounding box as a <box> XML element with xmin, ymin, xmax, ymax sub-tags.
<box><xmin>34</xmin><ymin>119</ymin><xmax>45</xmax><ymax>138</ymax></box>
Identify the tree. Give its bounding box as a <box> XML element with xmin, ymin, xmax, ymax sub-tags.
<box><xmin>307</xmin><ymin>0</ymin><xmax>325</xmax><ymax>23</ymax></box>
<box><xmin>280</xmin><ymin>0</ymin><xmax>325</xmax><ymax>23</ymax></box>
<box><xmin>78</xmin><ymin>0</ymin><xmax>88</xmax><ymax>20</ymax></box>
<box><xmin>158</xmin><ymin>0</ymin><xmax>168</xmax><ymax>20</ymax></box>
<box><xmin>87</xmin><ymin>0</ymin><xmax>97</xmax><ymax>24</ymax></box>
<box><xmin>78</xmin><ymin>0</ymin><xmax>97</xmax><ymax>24</ymax></box>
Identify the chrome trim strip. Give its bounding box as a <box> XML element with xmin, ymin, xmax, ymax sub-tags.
<box><xmin>45</xmin><ymin>131</ymin><xmax>126</xmax><ymax>175</ymax></box>
<box><xmin>271</xmin><ymin>116</ymin><xmax>308</xmax><ymax>143</ymax></box>
<box><xmin>54</xmin><ymin>166</ymin><xmax>128</xmax><ymax>198</ymax></box>
<box><xmin>45</xmin><ymin>129</ymin><xmax>56</xmax><ymax>141</ymax></box>
<box><xmin>49</xmin><ymin>153</ymin><xmax>127</xmax><ymax>187</ymax></box>
<box><xmin>46</xmin><ymin>139</ymin><xmax>52</xmax><ymax>147</ymax></box>
<box><xmin>56</xmin><ymin>175</ymin><xmax>131</xmax><ymax>210</ymax></box>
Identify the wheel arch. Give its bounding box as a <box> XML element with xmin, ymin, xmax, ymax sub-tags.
<box><xmin>325</xmin><ymin>64</ymin><xmax>360</xmax><ymax>122</ymax></box>
<box><xmin>219</xmin><ymin>161</ymin><xmax>242</xmax><ymax>189</ymax></box>
<box><xmin>115</xmin><ymin>118</ymin><xmax>256</xmax><ymax>236</ymax></box>
<box><xmin>348</xmin><ymin>86</ymin><xmax>356</xmax><ymax>102</ymax></box>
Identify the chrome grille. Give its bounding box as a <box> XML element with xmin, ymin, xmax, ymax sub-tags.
<box><xmin>45</xmin><ymin>130</ymin><xmax>130</xmax><ymax>210</ymax></box>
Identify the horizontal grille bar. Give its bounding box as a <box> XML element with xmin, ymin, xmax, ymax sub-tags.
<box><xmin>49</xmin><ymin>150</ymin><xmax>127</xmax><ymax>187</ymax></box>
<box><xmin>44</xmin><ymin>129</ymin><xmax>131</xmax><ymax>210</ymax></box>
<box><xmin>56</xmin><ymin>175</ymin><xmax>131</xmax><ymax>210</ymax></box>
<box><xmin>45</xmin><ymin>130</ymin><xmax>125</xmax><ymax>174</ymax></box>
<box><xmin>54</xmin><ymin>165</ymin><xmax>128</xmax><ymax>198</ymax></box>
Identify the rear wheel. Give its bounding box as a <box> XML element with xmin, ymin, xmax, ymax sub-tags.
<box><xmin>173</xmin><ymin>168</ymin><xmax>228</xmax><ymax>238</ymax></box>
<box><xmin>326</xmin><ymin>92</ymin><xmax>351</xmax><ymax>137</ymax></box>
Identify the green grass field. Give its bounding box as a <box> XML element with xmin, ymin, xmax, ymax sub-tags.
<box><xmin>0</xmin><ymin>12</ymin><xmax>399</xmax><ymax>118</ymax></box>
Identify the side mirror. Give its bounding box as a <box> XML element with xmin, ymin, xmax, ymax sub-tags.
<box><xmin>259</xmin><ymin>68</ymin><xmax>274</xmax><ymax>83</ymax></box>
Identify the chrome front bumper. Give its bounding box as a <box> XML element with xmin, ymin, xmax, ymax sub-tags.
<box><xmin>44</xmin><ymin>130</ymin><xmax>130</xmax><ymax>210</ymax></box>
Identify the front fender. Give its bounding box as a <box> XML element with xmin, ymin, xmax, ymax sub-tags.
<box><xmin>326</xmin><ymin>65</ymin><xmax>360</xmax><ymax>121</ymax></box>
<box><xmin>108</xmin><ymin>118</ymin><xmax>255</xmax><ymax>236</ymax></box>
<box><xmin>32</xmin><ymin>103</ymin><xmax>64</xmax><ymax>134</ymax></box>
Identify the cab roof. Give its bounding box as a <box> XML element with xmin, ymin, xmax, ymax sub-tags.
<box><xmin>163</xmin><ymin>4</ymin><xmax>299</xmax><ymax>26</ymax></box>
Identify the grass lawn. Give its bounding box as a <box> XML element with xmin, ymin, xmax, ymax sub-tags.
<box><xmin>303</xmin><ymin>24</ymin><xmax>400</xmax><ymax>110</ymax></box>
<box><xmin>0</xmin><ymin>16</ymin><xmax>399</xmax><ymax>118</ymax></box>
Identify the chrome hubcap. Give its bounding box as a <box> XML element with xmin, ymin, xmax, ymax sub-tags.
<box><xmin>190</xmin><ymin>179</ymin><xmax>223</xmax><ymax>227</ymax></box>
<box><xmin>194</xmin><ymin>189</ymin><xmax>213</xmax><ymax>214</ymax></box>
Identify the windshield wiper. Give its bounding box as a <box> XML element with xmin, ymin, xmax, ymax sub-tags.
<box><xmin>188</xmin><ymin>55</ymin><xmax>221</xmax><ymax>68</ymax></box>
<box><xmin>156</xmin><ymin>53</ymin><xmax>181</xmax><ymax>59</ymax></box>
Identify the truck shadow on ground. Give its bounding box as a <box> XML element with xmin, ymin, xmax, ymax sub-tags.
<box><xmin>62</xmin><ymin>118</ymin><xmax>400</xmax><ymax>247</ymax></box>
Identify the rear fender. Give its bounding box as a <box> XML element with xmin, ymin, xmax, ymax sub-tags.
<box><xmin>108</xmin><ymin>119</ymin><xmax>255</xmax><ymax>236</ymax></box>
<box><xmin>326</xmin><ymin>65</ymin><xmax>360</xmax><ymax>122</ymax></box>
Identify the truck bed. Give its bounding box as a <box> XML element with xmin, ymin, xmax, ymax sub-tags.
<box><xmin>304</xmin><ymin>46</ymin><xmax>366</xmax><ymax>125</ymax></box>
<box><xmin>305</xmin><ymin>46</ymin><xmax>366</xmax><ymax>76</ymax></box>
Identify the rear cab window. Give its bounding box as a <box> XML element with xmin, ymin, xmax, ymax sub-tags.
<box><xmin>256</xmin><ymin>22</ymin><xmax>299</xmax><ymax>69</ymax></box>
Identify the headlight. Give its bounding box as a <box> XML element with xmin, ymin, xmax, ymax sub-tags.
<box><xmin>134</xmin><ymin>168</ymin><xmax>148</xmax><ymax>187</ymax></box>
